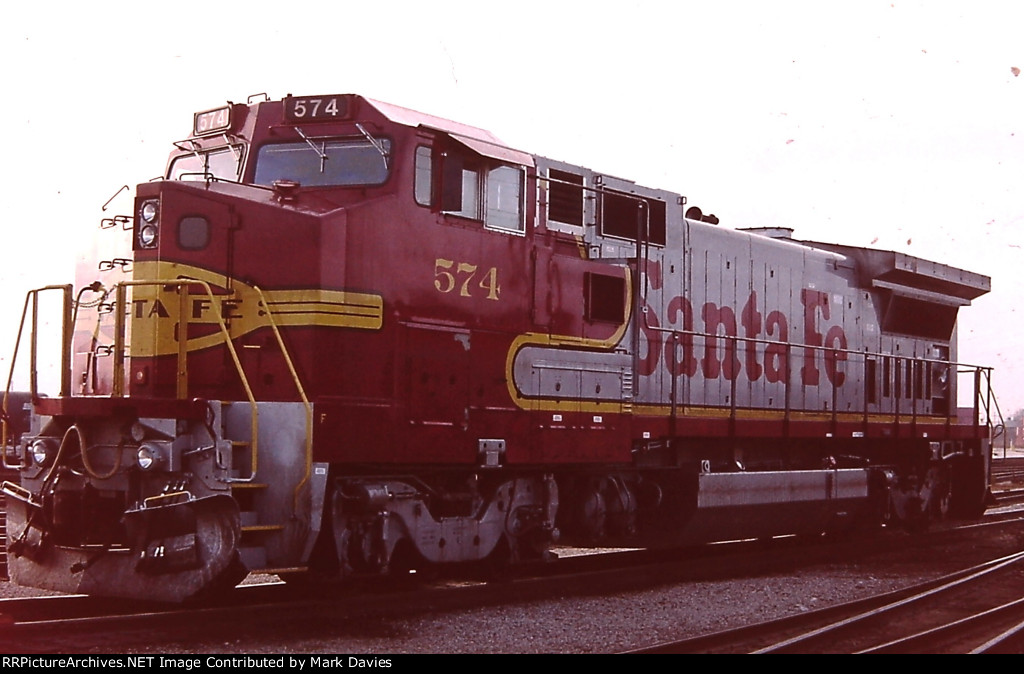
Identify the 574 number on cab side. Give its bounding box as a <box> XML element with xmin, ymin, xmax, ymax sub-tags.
<box><xmin>434</xmin><ymin>258</ymin><xmax>500</xmax><ymax>301</ymax></box>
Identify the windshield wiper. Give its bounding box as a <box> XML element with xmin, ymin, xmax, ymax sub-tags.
<box><xmin>356</xmin><ymin>123</ymin><xmax>390</xmax><ymax>170</ymax></box>
<box><xmin>294</xmin><ymin>127</ymin><xmax>328</xmax><ymax>173</ymax></box>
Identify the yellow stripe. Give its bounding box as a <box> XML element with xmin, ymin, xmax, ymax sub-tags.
<box><xmin>504</xmin><ymin>266</ymin><xmax>631</xmax><ymax>412</ymax></box>
<box><xmin>631</xmin><ymin>404</ymin><xmax>954</xmax><ymax>424</ymax></box>
<box><xmin>129</xmin><ymin>261</ymin><xmax>383</xmax><ymax>357</ymax></box>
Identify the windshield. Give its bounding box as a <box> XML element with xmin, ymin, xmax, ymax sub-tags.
<box><xmin>168</xmin><ymin>146</ymin><xmax>243</xmax><ymax>181</ymax></box>
<box><xmin>253</xmin><ymin>138</ymin><xmax>391</xmax><ymax>187</ymax></box>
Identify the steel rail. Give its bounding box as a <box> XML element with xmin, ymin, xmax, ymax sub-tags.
<box><xmin>752</xmin><ymin>549</ymin><xmax>1024</xmax><ymax>653</ymax></box>
<box><xmin>858</xmin><ymin>595</ymin><xmax>1024</xmax><ymax>653</ymax></box>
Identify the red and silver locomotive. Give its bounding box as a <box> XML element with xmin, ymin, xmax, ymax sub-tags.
<box><xmin>2</xmin><ymin>94</ymin><xmax>995</xmax><ymax>601</ymax></box>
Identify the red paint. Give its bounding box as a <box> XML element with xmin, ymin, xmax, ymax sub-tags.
<box><xmin>800</xmin><ymin>288</ymin><xmax>830</xmax><ymax>386</ymax></box>
<box><xmin>641</xmin><ymin>289</ymin><xmax>847</xmax><ymax>388</ymax></box>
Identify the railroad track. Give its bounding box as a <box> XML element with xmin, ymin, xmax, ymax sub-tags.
<box><xmin>992</xmin><ymin>456</ymin><xmax>1024</xmax><ymax>485</ymax></box>
<box><xmin>0</xmin><ymin>538</ymin><xmax>811</xmax><ymax>628</ymax></box>
<box><xmin>993</xmin><ymin>471</ymin><xmax>1024</xmax><ymax>490</ymax></box>
<box><xmin>0</xmin><ymin>550</ymin><xmax>673</xmax><ymax>652</ymax></box>
<box><xmin>625</xmin><ymin>548</ymin><xmax>1024</xmax><ymax>653</ymax></box>
<box><xmin>751</xmin><ymin>547</ymin><xmax>1024</xmax><ymax>654</ymax></box>
<box><xmin>993</xmin><ymin>488</ymin><xmax>1024</xmax><ymax>509</ymax></box>
<box><xmin>0</xmin><ymin>457</ymin><xmax>1021</xmax><ymax>650</ymax></box>
<box><xmin>4</xmin><ymin>514</ymin><xmax>1024</xmax><ymax>653</ymax></box>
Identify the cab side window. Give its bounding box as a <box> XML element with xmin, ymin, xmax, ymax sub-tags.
<box><xmin>453</xmin><ymin>163</ymin><xmax>482</xmax><ymax>220</ymax></box>
<box><xmin>485</xmin><ymin>165</ymin><xmax>523</xmax><ymax>232</ymax></box>
<box><xmin>414</xmin><ymin>146</ymin><xmax>433</xmax><ymax>206</ymax></box>
<box><xmin>431</xmin><ymin>145</ymin><xmax>524</xmax><ymax>234</ymax></box>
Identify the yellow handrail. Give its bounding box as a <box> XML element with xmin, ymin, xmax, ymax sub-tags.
<box><xmin>252</xmin><ymin>286</ymin><xmax>313</xmax><ymax>508</ymax></box>
<box><xmin>1</xmin><ymin>279</ymin><xmax>318</xmax><ymax>490</ymax></box>
<box><xmin>111</xmin><ymin>278</ymin><xmax>260</xmax><ymax>483</ymax></box>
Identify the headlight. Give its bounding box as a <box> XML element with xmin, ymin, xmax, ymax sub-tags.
<box><xmin>141</xmin><ymin>200</ymin><xmax>159</xmax><ymax>224</ymax></box>
<box><xmin>137</xmin><ymin>443</ymin><xmax>161</xmax><ymax>471</ymax></box>
<box><xmin>137</xmin><ymin>199</ymin><xmax>159</xmax><ymax>249</ymax></box>
<box><xmin>30</xmin><ymin>438</ymin><xmax>58</xmax><ymax>467</ymax></box>
<box><xmin>137</xmin><ymin>440</ymin><xmax>176</xmax><ymax>471</ymax></box>
<box><xmin>138</xmin><ymin>224</ymin><xmax>158</xmax><ymax>248</ymax></box>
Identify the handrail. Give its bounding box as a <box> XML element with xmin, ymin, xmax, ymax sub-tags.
<box><xmin>251</xmin><ymin>285</ymin><xmax>313</xmax><ymax>507</ymax></box>
<box><xmin>646</xmin><ymin>320</ymin><xmax>990</xmax><ymax>377</ymax></box>
<box><xmin>2</xmin><ymin>285</ymin><xmax>73</xmax><ymax>469</ymax></box>
<box><xmin>2</xmin><ymin>278</ymin><xmax>317</xmax><ymax>490</ymax></box>
<box><xmin>111</xmin><ymin>278</ymin><xmax>261</xmax><ymax>483</ymax></box>
<box><xmin>2</xmin><ymin>293</ymin><xmax>35</xmax><ymax>469</ymax></box>
<box><xmin>973</xmin><ymin>367</ymin><xmax>1007</xmax><ymax>458</ymax></box>
<box><xmin>645</xmin><ymin>316</ymin><xmax>990</xmax><ymax>437</ymax></box>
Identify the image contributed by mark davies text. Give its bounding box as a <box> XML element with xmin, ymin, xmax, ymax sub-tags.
<box><xmin>1</xmin><ymin>656</ymin><xmax>397</xmax><ymax>670</ymax></box>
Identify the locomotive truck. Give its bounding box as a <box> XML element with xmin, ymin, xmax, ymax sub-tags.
<box><xmin>1</xmin><ymin>93</ymin><xmax>995</xmax><ymax>601</ymax></box>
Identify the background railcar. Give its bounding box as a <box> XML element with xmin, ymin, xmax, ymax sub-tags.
<box><xmin>0</xmin><ymin>93</ymin><xmax>997</xmax><ymax>601</ymax></box>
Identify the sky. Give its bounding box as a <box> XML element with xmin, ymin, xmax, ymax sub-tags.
<box><xmin>2</xmin><ymin>1</ymin><xmax>1022</xmax><ymax>416</ymax></box>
